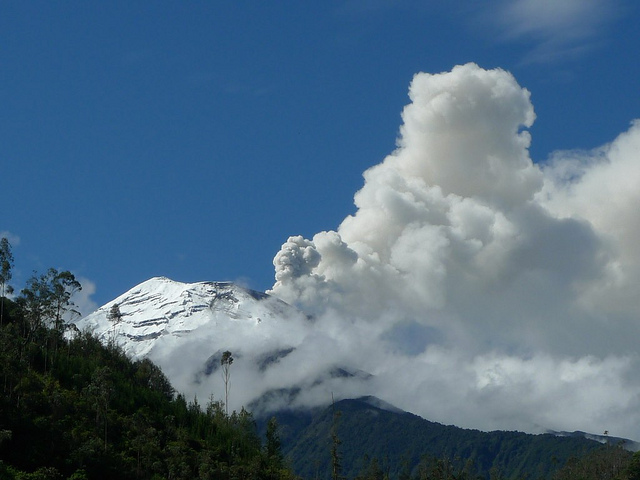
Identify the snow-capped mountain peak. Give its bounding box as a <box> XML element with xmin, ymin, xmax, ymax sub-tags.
<box><xmin>75</xmin><ymin>276</ymin><xmax>374</xmax><ymax>414</ymax></box>
<box><xmin>75</xmin><ymin>276</ymin><xmax>300</xmax><ymax>359</ymax></box>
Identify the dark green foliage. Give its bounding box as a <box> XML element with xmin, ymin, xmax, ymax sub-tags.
<box><xmin>0</xmin><ymin>236</ymin><xmax>14</xmax><ymax>326</ymax></box>
<box><xmin>18</xmin><ymin>268</ymin><xmax>82</xmax><ymax>332</ymax></box>
<box><xmin>331</xmin><ymin>403</ymin><xmax>344</xmax><ymax>480</ymax></box>
<box><xmin>266</xmin><ymin>417</ymin><xmax>285</xmax><ymax>469</ymax></box>
<box><xmin>552</xmin><ymin>443</ymin><xmax>632</xmax><ymax>480</ymax></box>
<box><xmin>273</xmin><ymin>398</ymin><xmax>609</xmax><ymax>480</ymax></box>
<box><xmin>0</xmin><ymin>290</ymin><xmax>298</xmax><ymax>479</ymax></box>
<box><xmin>627</xmin><ymin>451</ymin><xmax>640</xmax><ymax>480</ymax></box>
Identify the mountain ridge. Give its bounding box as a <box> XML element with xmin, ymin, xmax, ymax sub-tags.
<box><xmin>270</xmin><ymin>396</ymin><xmax>628</xmax><ymax>480</ymax></box>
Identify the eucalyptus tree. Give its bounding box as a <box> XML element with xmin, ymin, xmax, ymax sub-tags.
<box><xmin>331</xmin><ymin>395</ymin><xmax>344</xmax><ymax>480</ymax></box>
<box><xmin>17</xmin><ymin>268</ymin><xmax>82</xmax><ymax>370</ymax></box>
<box><xmin>107</xmin><ymin>303</ymin><xmax>123</xmax><ymax>345</ymax></box>
<box><xmin>19</xmin><ymin>268</ymin><xmax>82</xmax><ymax>332</ymax></box>
<box><xmin>49</xmin><ymin>269</ymin><xmax>82</xmax><ymax>330</ymax></box>
<box><xmin>0</xmin><ymin>237</ymin><xmax>14</xmax><ymax>326</ymax></box>
<box><xmin>221</xmin><ymin>350</ymin><xmax>233</xmax><ymax>415</ymax></box>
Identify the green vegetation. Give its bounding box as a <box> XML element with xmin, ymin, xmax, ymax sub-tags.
<box><xmin>221</xmin><ymin>351</ymin><xmax>234</xmax><ymax>416</ymax></box>
<box><xmin>2</xmin><ymin>238</ymin><xmax>638</xmax><ymax>480</ymax></box>
<box><xmin>274</xmin><ymin>398</ymin><xmax>639</xmax><ymax>480</ymax></box>
<box><xmin>0</xmin><ymin>249</ymin><xmax>295</xmax><ymax>479</ymax></box>
<box><xmin>553</xmin><ymin>443</ymin><xmax>635</xmax><ymax>480</ymax></box>
<box><xmin>0</xmin><ymin>237</ymin><xmax>14</xmax><ymax>327</ymax></box>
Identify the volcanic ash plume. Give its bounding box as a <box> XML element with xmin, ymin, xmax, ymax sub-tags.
<box><xmin>268</xmin><ymin>63</ymin><xmax>640</xmax><ymax>437</ymax></box>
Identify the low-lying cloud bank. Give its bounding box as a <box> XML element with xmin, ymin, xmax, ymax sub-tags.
<box><xmin>268</xmin><ymin>63</ymin><xmax>640</xmax><ymax>439</ymax></box>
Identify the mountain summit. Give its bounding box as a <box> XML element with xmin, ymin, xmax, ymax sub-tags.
<box><xmin>75</xmin><ymin>276</ymin><xmax>319</xmax><ymax>410</ymax></box>
<box><xmin>76</xmin><ymin>276</ymin><xmax>300</xmax><ymax>359</ymax></box>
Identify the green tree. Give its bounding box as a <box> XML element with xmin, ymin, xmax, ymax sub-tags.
<box><xmin>126</xmin><ymin>410</ymin><xmax>162</xmax><ymax>479</ymax></box>
<box><xmin>331</xmin><ymin>397</ymin><xmax>343</xmax><ymax>480</ymax></box>
<box><xmin>48</xmin><ymin>269</ymin><xmax>82</xmax><ymax>331</ymax></box>
<box><xmin>85</xmin><ymin>366</ymin><xmax>113</xmax><ymax>452</ymax></box>
<box><xmin>0</xmin><ymin>237</ymin><xmax>14</xmax><ymax>327</ymax></box>
<box><xmin>17</xmin><ymin>269</ymin><xmax>82</xmax><ymax>371</ymax></box>
<box><xmin>107</xmin><ymin>303</ymin><xmax>123</xmax><ymax>345</ymax></box>
<box><xmin>355</xmin><ymin>456</ymin><xmax>385</xmax><ymax>480</ymax></box>
<box><xmin>627</xmin><ymin>450</ymin><xmax>640</xmax><ymax>480</ymax></box>
<box><xmin>265</xmin><ymin>416</ymin><xmax>284</xmax><ymax>472</ymax></box>
<box><xmin>18</xmin><ymin>269</ymin><xmax>82</xmax><ymax>333</ymax></box>
<box><xmin>553</xmin><ymin>444</ymin><xmax>631</xmax><ymax>480</ymax></box>
<box><xmin>221</xmin><ymin>350</ymin><xmax>233</xmax><ymax>415</ymax></box>
<box><xmin>134</xmin><ymin>357</ymin><xmax>174</xmax><ymax>400</ymax></box>
<box><xmin>0</xmin><ymin>429</ymin><xmax>11</xmax><ymax>445</ymax></box>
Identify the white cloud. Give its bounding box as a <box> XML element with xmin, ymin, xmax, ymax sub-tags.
<box><xmin>538</xmin><ymin>120</ymin><xmax>640</xmax><ymax>319</ymax></box>
<box><xmin>475</xmin><ymin>0</ymin><xmax>619</xmax><ymax>63</ymax></box>
<box><xmin>268</xmin><ymin>63</ymin><xmax>640</xmax><ymax>439</ymax></box>
<box><xmin>71</xmin><ymin>276</ymin><xmax>99</xmax><ymax>318</ymax></box>
<box><xmin>500</xmin><ymin>0</ymin><xmax>611</xmax><ymax>38</ymax></box>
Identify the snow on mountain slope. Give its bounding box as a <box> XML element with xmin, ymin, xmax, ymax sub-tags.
<box><xmin>74</xmin><ymin>276</ymin><xmax>371</xmax><ymax>413</ymax></box>
<box><xmin>76</xmin><ymin>276</ymin><xmax>300</xmax><ymax>359</ymax></box>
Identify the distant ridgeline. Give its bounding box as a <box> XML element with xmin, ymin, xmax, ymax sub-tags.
<box><xmin>264</xmin><ymin>396</ymin><xmax>638</xmax><ymax>480</ymax></box>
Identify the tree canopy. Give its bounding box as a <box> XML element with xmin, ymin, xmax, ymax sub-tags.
<box><xmin>0</xmin><ymin>261</ymin><xmax>297</xmax><ymax>479</ymax></box>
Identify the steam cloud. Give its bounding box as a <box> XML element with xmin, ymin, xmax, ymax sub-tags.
<box><xmin>267</xmin><ymin>63</ymin><xmax>640</xmax><ymax>438</ymax></box>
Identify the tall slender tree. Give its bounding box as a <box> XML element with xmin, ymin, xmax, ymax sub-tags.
<box><xmin>265</xmin><ymin>416</ymin><xmax>285</xmax><ymax>473</ymax></box>
<box><xmin>49</xmin><ymin>269</ymin><xmax>82</xmax><ymax>331</ymax></box>
<box><xmin>221</xmin><ymin>350</ymin><xmax>233</xmax><ymax>415</ymax></box>
<box><xmin>19</xmin><ymin>268</ymin><xmax>81</xmax><ymax>330</ymax></box>
<box><xmin>107</xmin><ymin>303</ymin><xmax>123</xmax><ymax>345</ymax></box>
<box><xmin>331</xmin><ymin>394</ymin><xmax>343</xmax><ymax>480</ymax></box>
<box><xmin>0</xmin><ymin>237</ymin><xmax>14</xmax><ymax>326</ymax></box>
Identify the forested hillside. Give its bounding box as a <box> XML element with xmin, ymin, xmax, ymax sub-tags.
<box><xmin>271</xmin><ymin>397</ymin><xmax>638</xmax><ymax>480</ymax></box>
<box><xmin>0</xmin><ymin>259</ymin><xmax>294</xmax><ymax>479</ymax></box>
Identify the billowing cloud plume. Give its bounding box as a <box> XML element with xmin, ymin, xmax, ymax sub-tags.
<box><xmin>268</xmin><ymin>63</ymin><xmax>640</xmax><ymax>439</ymax></box>
<box><xmin>72</xmin><ymin>276</ymin><xmax>99</xmax><ymax>318</ymax></box>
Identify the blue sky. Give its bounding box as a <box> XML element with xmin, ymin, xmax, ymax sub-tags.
<box><xmin>3</xmin><ymin>0</ymin><xmax>639</xmax><ymax>311</ymax></box>
<box><xmin>7</xmin><ymin>1</ymin><xmax>640</xmax><ymax>438</ymax></box>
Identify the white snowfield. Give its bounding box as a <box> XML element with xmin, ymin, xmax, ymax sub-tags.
<box><xmin>76</xmin><ymin>276</ymin><xmax>300</xmax><ymax>360</ymax></box>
